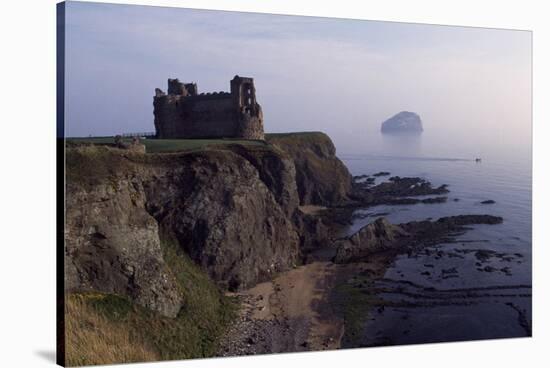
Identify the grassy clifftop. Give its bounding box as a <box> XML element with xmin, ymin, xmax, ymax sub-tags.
<box><xmin>66</xmin><ymin>131</ymin><xmax>351</xmax><ymax>206</ymax></box>
<box><xmin>67</xmin><ymin>136</ymin><xmax>267</xmax><ymax>153</ymax></box>
<box><xmin>266</xmin><ymin>131</ymin><xmax>334</xmax><ymax>147</ymax></box>
<box><xmin>66</xmin><ymin>131</ymin><xmax>331</xmax><ymax>154</ymax></box>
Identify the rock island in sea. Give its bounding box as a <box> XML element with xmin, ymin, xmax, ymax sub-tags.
<box><xmin>381</xmin><ymin>111</ymin><xmax>423</xmax><ymax>134</ymax></box>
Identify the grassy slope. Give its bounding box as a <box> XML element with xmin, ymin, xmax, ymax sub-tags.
<box><xmin>266</xmin><ymin>131</ymin><xmax>329</xmax><ymax>143</ymax></box>
<box><xmin>265</xmin><ymin>132</ymin><xmax>336</xmax><ymax>163</ymax></box>
<box><xmin>65</xmin><ymin>237</ymin><xmax>237</xmax><ymax>366</ymax></box>
<box><xmin>66</xmin><ymin>294</ymin><xmax>160</xmax><ymax>366</ymax></box>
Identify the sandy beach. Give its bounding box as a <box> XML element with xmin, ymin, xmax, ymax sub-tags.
<box><xmin>217</xmin><ymin>259</ymin><xmax>389</xmax><ymax>355</ymax></box>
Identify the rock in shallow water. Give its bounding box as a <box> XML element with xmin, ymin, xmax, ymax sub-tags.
<box><xmin>334</xmin><ymin>215</ymin><xmax>503</xmax><ymax>263</ymax></box>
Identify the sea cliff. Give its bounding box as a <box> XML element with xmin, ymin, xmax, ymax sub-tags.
<box><xmin>64</xmin><ymin>132</ymin><xmax>352</xmax><ymax>364</ymax></box>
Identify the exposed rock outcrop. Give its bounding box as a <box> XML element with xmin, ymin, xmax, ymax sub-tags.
<box><xmin>143</xmin><ymin>150</ymin><xmax>300</xmax><ymax>291</ymax></box>
<box><xmin>221</xmin><ymin>144</ymin><xmax>300</xmax><ymax>217</ymax></box>
<box><xmin>65</xmin><ymin>149</ymin><xmax>184</xmax><ymax>318</ymax></box>
<box><xmin>334</xmin><ymin>218</ymin><xmax>409</xmax><ymax>263</ymax></box>
<box><xmin>293</xmin><ymin>209</ymin><xmax>334</xmax><ymax>254</ymax></box>
<box><xmin>334</xmin><ymin>215</ymin><xmax>503</xmax><ymax>263</ymax></box>
<box><xmin>267</xmin><ymin>132</ymin><xmax>352</xmax><ymax>206</ymax></box>
<box><xmin>381</xmin><ymin>111</ymin><xmax>423</xmax><ymax>134</ymax></box>
<box><xmin>351</xmin><ymin>176</ymin><xmax>449</xmax><ymax>206</ymax></box>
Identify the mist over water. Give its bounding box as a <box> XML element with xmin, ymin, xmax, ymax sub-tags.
<box><xmin>332</xmin><ymin>125</ymin><xmax>531</xmax><ymax>162</ymax></box>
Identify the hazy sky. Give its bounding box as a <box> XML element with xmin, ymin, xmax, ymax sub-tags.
<box><xmin>65</xmin><ymin>1</ymin><xmax>531</xmax><ymax>156</ymax></box>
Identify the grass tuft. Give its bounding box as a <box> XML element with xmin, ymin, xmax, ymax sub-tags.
<box><xmin>65</xmin><ymin>294</ymin><xmax>159</xmax><ymax>366</ymax></box>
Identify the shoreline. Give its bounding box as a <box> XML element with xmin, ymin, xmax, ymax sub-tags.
<box><xmin>217</xmin><ymin>259</ymin><xmax>390</xmax><ymax>356</ymax></box>
<box><xmin>217</xmin><ymin>200</ymin><xmax>524</xmax><ymax>354</ymax></box>
<box><xmin>214</xmin><ymin>157</ymin><xmax>526</xmax><ymax>355</ymax></box>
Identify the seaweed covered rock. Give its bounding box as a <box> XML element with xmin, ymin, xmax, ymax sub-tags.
<box><xmin>334</xmin><ymin>218</ymin><xmax>409</xmax><ymax>263</ymax></box>
<box><xmin>334</xmin><ymin>215</ymin><xmax>503</xmax><ymax>263</ymax></box>
<box><xmin>351</xmin><ymin>176</ymin><xmax>449</xmax><ymax>206</ymax></box>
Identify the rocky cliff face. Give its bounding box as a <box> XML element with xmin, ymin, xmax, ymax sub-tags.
<box><xmin>142</xmin><ymin>150</ymin><xmax>300</xmax><ymax>291</ymax></box>
<box><xmin>266</xmin><ymin>132</ymin><xmax>352</xmax><ymax>206</ymax></box>
<box><xmin>65</xmin><ymin>147</ymin><xmax>184</xmax><ymax>318</ymax></box>
<box><xmin>65</xmin><ymin>133</ymin><xmax>351</xmax><ymax>317</ymax></box>
<box><xmin>221</xmin><ymin>144</ymin><xmax>299</xmax><ymax>217</ymax></box>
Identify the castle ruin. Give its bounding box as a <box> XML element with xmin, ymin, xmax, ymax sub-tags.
<box><xmin>153</xmin><ymin>75</ymin><xmax>264</xmax><ymax>140</ymax></box>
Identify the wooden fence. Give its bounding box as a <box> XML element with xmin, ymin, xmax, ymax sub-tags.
<box><xmin>121</xmin><ymin>132</ymin><xmax>156</xmax><ymax>138</ymax></box>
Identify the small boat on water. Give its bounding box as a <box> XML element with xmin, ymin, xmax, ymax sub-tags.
<box><xmin>475</xmin><ymin>158</ymin><xmax>482</xmax><ymax>162</ymax></box>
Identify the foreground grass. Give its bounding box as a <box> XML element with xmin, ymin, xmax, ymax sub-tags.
<box><xmin>66</xmin><ymin>295</ymin><xmax>160</xmax><ymax>366</ymax></box>
<box><xmin>65</xmin><ymin>238</ymin><xmax>237</xmax><ymax>366</ymax></box>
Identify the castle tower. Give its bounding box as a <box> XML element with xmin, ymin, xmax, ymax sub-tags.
<box><xmin>230</xmin><ymin>76</ymin><xmax>264</xmax><ymax>140</ymax></box>
<box><xmin>167</xmin><ymin>78</ymin><xmax>186</xmax><ymax>95</ymax></box>
<box><xmin>167</xmin><ymin>79</ymin><xmax>198</xmax><ymax>96</ymax></box>
<box><xmin>230</xmin><ymin>75</ymin><xmax>256</xmax><ymax>112</ymax></box>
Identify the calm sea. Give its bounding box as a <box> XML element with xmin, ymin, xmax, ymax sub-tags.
<box><xmin>338</xmin><ymin>133</ymin><xmax>532</xmax><ymax>346</ymax></box>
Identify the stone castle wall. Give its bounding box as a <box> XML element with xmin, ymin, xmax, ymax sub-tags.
<box><xmin>237</xmin><ymin>109</ymin><xmax>264</xmax><ymax>140</ymax></box>
<box><xmin>153</xmin><ymin>76</ymin><xmax>265</xmax><ymax>140</ymax></box>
